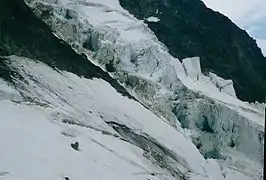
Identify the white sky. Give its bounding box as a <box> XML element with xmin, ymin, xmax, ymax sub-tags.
<box><xmin>202</xmin><ymin>0</ymin><xmax>266</xmax><ymax>56</ymax></box>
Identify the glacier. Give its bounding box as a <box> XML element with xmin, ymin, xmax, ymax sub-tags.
<box><xmin>0</xmin><ymin>0</ymin><xmax>264</xmax><ymax>179</ymax></box>
<box><xmin>0</xmin><ymin>55</ymin><xmax>262</xmax><ymax>180</ymax></box>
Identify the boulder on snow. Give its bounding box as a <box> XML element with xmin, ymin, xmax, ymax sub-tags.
<box><xmin>209</xmin><ymin>72</ymin><xmax>236</xmax><ymax>97</ymax></box>
<box><xmin>71</xmin><ymin>141</ymin><xmax>79</xmax><ymax>151</ymax></box>
<box><xmin>182</xmin><ymin>57</ymin><xmax>201</xmax><ymax>81</ymax></box>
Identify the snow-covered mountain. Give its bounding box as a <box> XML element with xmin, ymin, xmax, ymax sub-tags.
<box><xmin>0</xmin><ymin>0</ymin><xmax>264</xmax><ymax>180</ymax></box>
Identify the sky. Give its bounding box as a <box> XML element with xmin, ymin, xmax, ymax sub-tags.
<box><xmin>202</xmin><ymin>0</ymin><xmax>266</xmax><ymax>56</ymax></box>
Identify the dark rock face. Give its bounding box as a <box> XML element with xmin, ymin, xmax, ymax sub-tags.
<box><xmin>119</xmin><ymin>0</ymin><xmax>266</xmax><ymax>102</ymax></box>
<box><xmin>0</xmin><ymin>0</ymin><xmax>134</xmax><ymax>99</ymax></box>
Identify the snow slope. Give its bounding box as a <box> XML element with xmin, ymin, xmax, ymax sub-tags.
<box><xmin>24</xmin><ymin>0</ymin><xmax>264</xmax><ymax>179</ymax></box>
<box><xmin>0</xmin><ymin>55</ymin><xmax>256</xmax><ymax>180</ymax></box>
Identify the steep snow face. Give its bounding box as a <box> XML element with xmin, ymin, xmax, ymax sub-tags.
<box><xmin>0</xmin><ymin>55</ymin><xmax>256</xmax><ymax>180</ymax></box>
<box><xmin>182</xmin><ymin>57</ymin><xmax>202</xmax><ymax>81</ymax></box>
<box><xmin>208</xmin><ymin>72</ymin><xmax>236</xmax><ymax>98</ymax></box>
<box><xmin>24</xmin><ymin>0</ymin><xmax>264</xmax><ymax>178</ymax></box>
